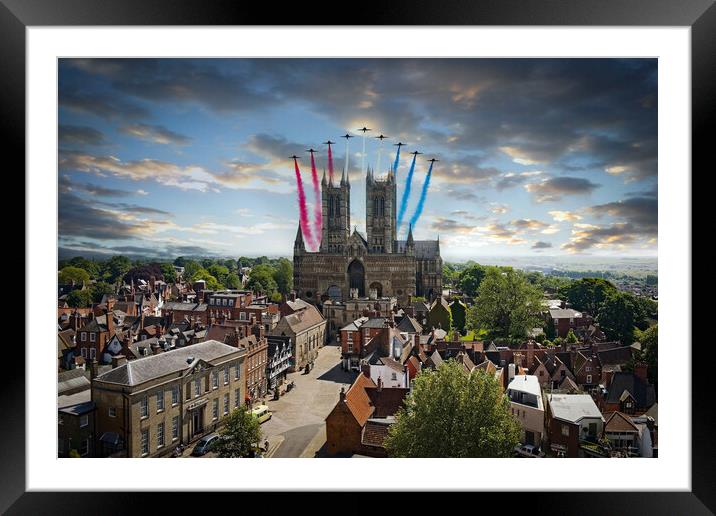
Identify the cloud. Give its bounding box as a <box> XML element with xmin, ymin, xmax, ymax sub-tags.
<box><xmin>489</xmin><ymin>203</ymin><xmax>509</xmax><ymax>215</ymax></box>
<box><xmin>549</xmin><ymin>210</ymin><xmax>583</xmax><ymax>222</ymax></box>
<box><xmin>510</xmin><ymin>218</ymin><xmax>560</xmax><ymax>234</ymax></box>
<box><xmin>430</xmin><ymin>218</ymin><xmax>475</xmax><ymax>233</ymax></box>
<box><xmin>561</xmin><ymin>222</ymin><xmax>643</xmax><ymax>253</ymax></box>
<box><xmin>589</xmin><ymin>196</ymin><xmax>657</xmax><ymax>234</ymax></box>
<box><xmin>495</xmin><ymin>171</ymin><xmax>543</xmax><ymax>191</ymax></box>
<box><xmin>531</xmin><ymin>241</ymin><xmax>553</xmax><ymax>249</ymax></box>
<box><xmin>59</xmin><ymin>125</ymin><xmax>107</xmax><ymax>146</ymax></box>
<box><xmin>59</xmin><ymin>90</ymin><xmax>150</xmax><ymax>121</ymax></box>
<box><xmin>524</xmin><ymin>176</ymin><xmax>600</xmax><ymax>203</ymax></box>
<box><xmin>59</xmin><ymin>174</ymin><xmax>138</xmax><ymax>198</ymax></box>
<box><xmin>120</xmin><ymin>124</ymin><xmax>192</xmax><ymax>145</ymax></box>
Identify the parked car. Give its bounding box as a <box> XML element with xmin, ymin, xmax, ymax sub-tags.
<box><xmin>191</xmin><ymin>434</ymin><xmax>219</xmax><ymax>456</ymax></box>
<box><xmin>248</xmin><ymin>404</ymin><xmax>272</xmax><ymax>424</ymax></box>
<box><xmin>514</xmin><ymin>444</ymin><xmax>545</xmax><ymax>458</ymax></box>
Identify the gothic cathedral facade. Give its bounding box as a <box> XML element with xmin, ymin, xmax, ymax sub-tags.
<box><xmin>293</xmin><ymin>164</ymin><xmax>442</xmax><ymax>306</ymax></box>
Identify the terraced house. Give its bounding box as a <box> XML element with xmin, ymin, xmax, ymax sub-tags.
<box><xmin>92</xmin><ymin>340</ymin><xmax>246</xmax><ymax>457</ymax></box>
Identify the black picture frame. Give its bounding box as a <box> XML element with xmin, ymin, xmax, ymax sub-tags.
<box><xmin>2</xmin><ymin>0</ymin><xmax>709</xmax><ymax>513</ymax></box>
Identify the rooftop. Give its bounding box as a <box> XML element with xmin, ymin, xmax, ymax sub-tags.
<box><xmin>548</xmin><ymin>394</ymin><xmax>604</xmax><ymax>424</ymax></box>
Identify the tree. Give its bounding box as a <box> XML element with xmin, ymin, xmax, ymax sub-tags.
<box><xmin>90</xmin><ymin>281</ymin><xmax>115</xmax><ymax>303</ymax></box>
<box><xmin>191</xmin><ymin>269</ymin><xmax>223</xmax><ymax>290</ymax></box>
<box><xmin>182</xmin><ymin>260</ymin><xmax>203</xmax><ymax>280</ymax></box>
<box><xmin>466</xmin><ymin>268</ymin><xmax>542</xmax><ymax>339</ymax></box>
<box><xmin>272</xmin><ymin>258</ymin><xmax>293</xmax><ymax>295</ymax></box>
<box><xmin>635</xmin><ymin>324</ymin><xmax>657</xmax><ymax>385</ymax></box>
<box><xmin>247</xmin><ymin>264</ymin><xmax>278</xmax><ymax>295</ymax></box>
<box><xmin>213</xmin><ymin>408</ymin><xmax>262</xmax><ymax>458</ymax></box>
<box><xmin>102</xmin><ymin>255</ymin><xmax>132</xmax><ymax>283</ymax></box>
<box><xmin>427</xmin><ymin>299</ymin><xmax>452</xmax><ymax>331</ymax></box>
<box><xmin>224</xmin><ymin>272</ymin><xmax>241</xmax><ymax>289</ymax></box>
<box><xmin>449</xmin><ymin>299</ymin><xmax>467</xmax><ymax>334</ymax></box>
<box><xmin>159</xmin><ymin>263</ymin><xmax>177</xmax><ymax>284</ymax></box>
<box><xmin>123</xmin><ymin>263</ymin><xmax>164</xmax><ymax>285</ymax></box>
<box><xmin>207</xmin><ymin>264</ymin><xmax>230</xmax><ymax>285</ymax></box>
<box><xmin>565</xmin><ymin>329</ymin><xmax>579</xmax><ymax>344</ymax></box>
<box><xmin>68</xmin><ymin>256</ymin><xmax>100</xmax><ymax>279</ymax></box>
<box><xmin>596</xmin><ymin>291</ymin><xmax>640</xmax><ymax>345</ymax></box>
<box><xmin>442</xmin><ymin>264</ymin><xmax>459</xmax><ymax>287</ymax></box>
<box><xmin>561</xmin><ymin>278</ymin><xmax>617</xmax><ymax>318</ymax></box>
<box><xmin>66</xmin><ymin>289</ymin><xmax>93</xmax><ymax>308</ymax></box>
<box><xmin>457</xmin><ymin>264</ymin><xmax>487</xmax><ymax>297</ymax></box>
<box><xmin>59</xmin><ymin>266</ymin><xmax>90</xmax><ymax>286</ymax></box>
<box><xmin>384</xmin><ymin>360</ymin><xmax>521</xmax><ymax>457</ymax></box>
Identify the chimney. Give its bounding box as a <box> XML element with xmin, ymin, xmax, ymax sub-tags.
<box><xmin>603</xmin><ymin>369</ymin><xmax>615</xmax><ymax>388</ymax></box>
<box><xmin>251</xmin><ymin>322</ymin><xmax>265</xmax><ymax>341</ymax></box>
<box><xmin>105</xmin><ymin>309</ymin><xmax>114</xmax><ymax>336</ymax></box>
<box><xmin>151</xmin><ymin>341</ymin><xmax>161</xmax><ymax>355</ymax></box>
<box><xmin>140</xmin><ymin>311</ymin><xmax>145</xmax><ymax>330</ymax></box>
<box><xmin>107</xmin><ymin>297</ymin><xmax>115</xmax><ymax>312</ymax></box>
<box><xmin>361</xmin><ymin>362</ymin><xmax>371</xmax><ymax>378</ymax></box>
<box><xmin>377</xmin><ymin>377</ymin><xmax>383</xmax><ymax>392</ymax></box>
<box><xmin>111</xmin><ymin>355</ymin><xmax>127</xmax><ymax>369</ymax></box>
<box><xmin>339</xmin><ymin>386</ymin><xmax>346</xmax><ymax>401</ymax></box>
<box><xmin>90</xmin><ymin>359</ymin><xmax>99</xmax><ymax>380</ymax></box>
<box><xmin>526</xmin><ymin>340</ymin><xmax>535</xmax><ymax>367</ymax></box>
<box><xmin>289</xmin><ymin>291</ymin><xmax>297</xmax><ymax>302</ymax></box>
<box><xmin>634</xmin><ymin>362</ymin><xmax>648</xmax><ymax>383</ymax></box>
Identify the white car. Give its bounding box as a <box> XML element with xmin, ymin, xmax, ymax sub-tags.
<box><xmin>514</xmin><ymin>444</ymin><xmax>545</xmax><ymax>458</ymax></box>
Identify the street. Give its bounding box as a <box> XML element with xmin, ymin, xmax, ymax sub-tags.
<box><xmin>261</xmin><ymin>342</ymin><xmax>357</xmax><ymax>457</ymax></box>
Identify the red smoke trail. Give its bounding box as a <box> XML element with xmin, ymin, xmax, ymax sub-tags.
<box><xmin>293</xmin><ymin>159</ymin><xmax>315</xmax><ymax>249</ymax></box>
<box><xmin>327</xmin><ymin>143</ymin><xmax>334</xmax><ymax>184</ymax></box>
<box><xmin>310</xmin><ymin>151</ymin><xmax>322</xmax><ymax>247</ymax></box>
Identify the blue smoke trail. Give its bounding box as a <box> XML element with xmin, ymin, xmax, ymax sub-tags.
<box><xmin>397</xmin><ymin>153</ymin><xmax>417</xmax><ymax>231</ymax></box>
<box><xmin>393</xmin><ymin>145</ymin><xmax>401</xmax><ymax>177</ymax></box>
<box><xmin>409</xmin><ymin>161</ymin><xmax>434</xmax><ymax>229</ymax></box>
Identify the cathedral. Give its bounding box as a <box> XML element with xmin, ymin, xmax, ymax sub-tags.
<box><xmin>293</xmin><ymin>162</ymin><xmax>442</xmax><ymax>306</ymax></box>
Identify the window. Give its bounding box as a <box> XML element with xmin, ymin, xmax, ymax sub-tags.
<box><xmin>212</xmin><ymin>399</ymin><xmax>219</xmax><ymax>420</ymax></box>
<box><xmin>140</xmin><ymin>397</ymin><xmax>148</xmax><ymax>418</ymax></box>
<box><xmin>224</xmin><ymin>393</ymin><xmax>230</xmax><ymax>415</ymax></box>
<box><xmin>391</xmin><ymin>372</ymin><xmax>397</xmax><ymax>381</ymax></box>
<box><xmin>585</xmin><ymin>366</ymin><xmax>591</xmax><ymax>372</ymax></box>
<box><xmin>240</xmin><ymin>312</ymin><xmax>247</xmax><ymax>321</ymax></box>
<box><xmin>185</xmin><ymin>382</ymin><xmax>192</xmax><ymax>400</ymax></box>
<box><xmin>561</xmin><ymin>424</ymin><xmax>570</xmax><ymax>437</ymax></box>
<box><xmin>157</xmin><ymin>422</ymin><xmax>165</xmax><ymax>448</ymax></box>
<box><xmin>212</xmin><ymin>371</ymin><xmax>219</xmax><ymax>389</ymax></box>
<box><xmin>90</xmin><ymin>333</ymin><xmax>96</xmax><ymax>342</ymax></box>
<box><xmin>80</xmin><ymin>439</ymin><xmax>89</xmax><ymax>457</ymax></box>
<box><xmin>109</xmin><ymin>407</ymin><xmax>116</xmax><ymax>418</ymax></box>
<box><xmin>81</xmin><ymin>332</ymin><xmax>87</xmax><ymax>342</ymax></box>
<box><xmin>172</xmin><ymin>416</ymin><xmax>179</xmax><ymax>440</ymax></box>
<box><xmin>234</xmin><ymin>389</ymin><xmax>240</xmax><ymax>408</ymax></box>
<box><xmin>194</xmin><ymin>378</ymin><xmax>201</xmax><ymax>397</ymax></box>
<box><xmin>172</xmin><ymin>385</ymin><xmax>179</xmax><ymax>405</ymax></box>
<box><xmin>90</xmin><ymin>348</ymin><xmax>96</xmax><ymax>360</ymax></box>
<box><xmin>235</xmin><ymin>363</ymin><xmax>240</xmax><ymax>380</ymax></box>
<box><xmin>156</xmin><ymin>390</ymin><xmax>164</xmax><ymax>412</ymax></box>
<box><xmin>81</xmin><ymin>348</ymin><xmax>87</xmax><ymax>358</ymax></box>
<box><xmin>141</xmin><ymin>429</ymin><xmax>149</xmax><ymax>456</ymax></box>
<box><xmin>586</xmin><ymin>375</ymin><xmax>592</xmax><ymax>384</ymax></box>
<box><xmin>224</xmin><ymin>366</ymin><xmax>229</xmax><ymax>385</ymax></box>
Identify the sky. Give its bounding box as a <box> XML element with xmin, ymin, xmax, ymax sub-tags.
<box><xmin>58</xmin><ymin>58</ymin><xmax>658</xmax><ymax>262</ymax></box>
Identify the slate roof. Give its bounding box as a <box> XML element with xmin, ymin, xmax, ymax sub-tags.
<box><xmin>58</xmin><ymin>368</ymin><xmax>90</xmax><ymax>396</ymax></box>
<box><xmin>549</xmin><ymin>308</ymin><xmax>583</xmax><ymax>319</ymax></box>
<box><xmin>361</xmin><ymin>419</ymin><xmax>393</xmax><ymax>448</ymax></box>
<box><xmin>598</xmin><ymin>346</ymin><xmax>633</xmax><ymax>366</ymax></box>
<box><xmin>397</xmin><ymin>315</ymin><xmax>422</xmax><ymax>334</ymax></box>
<box><xmin>548</xmin><ymin>394</ymin><xmax>604</xmax><ymax>424</ymax></box>
<box><xmin>361</xmin><ymin>317</ymin><xmax>389</xmax><ymax>329</ymax></box>
<box><xmin>604</xmin><ymin>411</ymin><xmax>639</xmax><ymax>433</ymax></box>
<box><xmin>281</xmin><ymin>304</ymin><xmax>325</xmax><ymax>333</ymax></box>
<box><xmin>95</xmin><ymin>340</ymin><xmax>242</xmax><ymax>387</ymax></box>
<box><xmin>162</xmin><ymin>302</ymin><xmax>207</xmax><ymax>312</ymax></box>
<box><xmin>395</xmin><ymin>240</ymin><xmax>440</xmax><ymax>258</ymax></box>
<box><xmin>58</xmin><ymin>389</ymin><xmax>95</xmax><ymax>416</ymax></box>
<box><xmin>605</xmin><ymin>372</ymin><xmax>656</xmax><ymax>408</ymax></box>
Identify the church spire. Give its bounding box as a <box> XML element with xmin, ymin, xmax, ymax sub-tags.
<box><xmin>322</xmin><ymin>168</ymin><xmax>327</xmax><ymax>186</ymax></box>
<box><xmin>294</xmin><ymin>224</ymin><xmax>305</xmax><ymax>252</ymax></box>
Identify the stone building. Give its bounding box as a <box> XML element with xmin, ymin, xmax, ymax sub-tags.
<box><xmin>293</xmin><ymin>164</ymin><xmax>442</xmax><ymax>307</ymax></box>
<box><xmin>270</xmin><ymin>303</ymin><xmax>326</xmax><ymax>372</ymax></box>
<box><xmin>91</xmin><ymin>340</ymin><xmax>246</xmax><ymax>457</ymax></box>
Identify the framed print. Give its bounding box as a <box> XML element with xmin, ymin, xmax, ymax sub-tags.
<box><xmin>3</xmin><ymin>0</ymin><xmax>711</xmax><ymax>513</ymax></box>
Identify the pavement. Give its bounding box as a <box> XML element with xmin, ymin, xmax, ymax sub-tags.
<box><xmin>260</xmin><ymin>342</ymin><xmax>357</xmax><ymax>458</ymax></box>
<box><xmin>177</xmin><ymin>342</ymin><xmax>355</xmax><ymax>458</ymax></box>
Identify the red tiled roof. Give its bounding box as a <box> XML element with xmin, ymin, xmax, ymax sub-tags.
<box><xmin>604</xmin><ymin>411</ymin><xmax>639</xmax><ymax>433</ymax></box>
<box><xmin>344</xmin><ymin>374</ymin><xmax>377</xmax><ymax>426</ymax></box>
<box><xmin>361</xmin><ymin>420</ymin><xmax>391</xmax><ymax>448</ymax></box>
